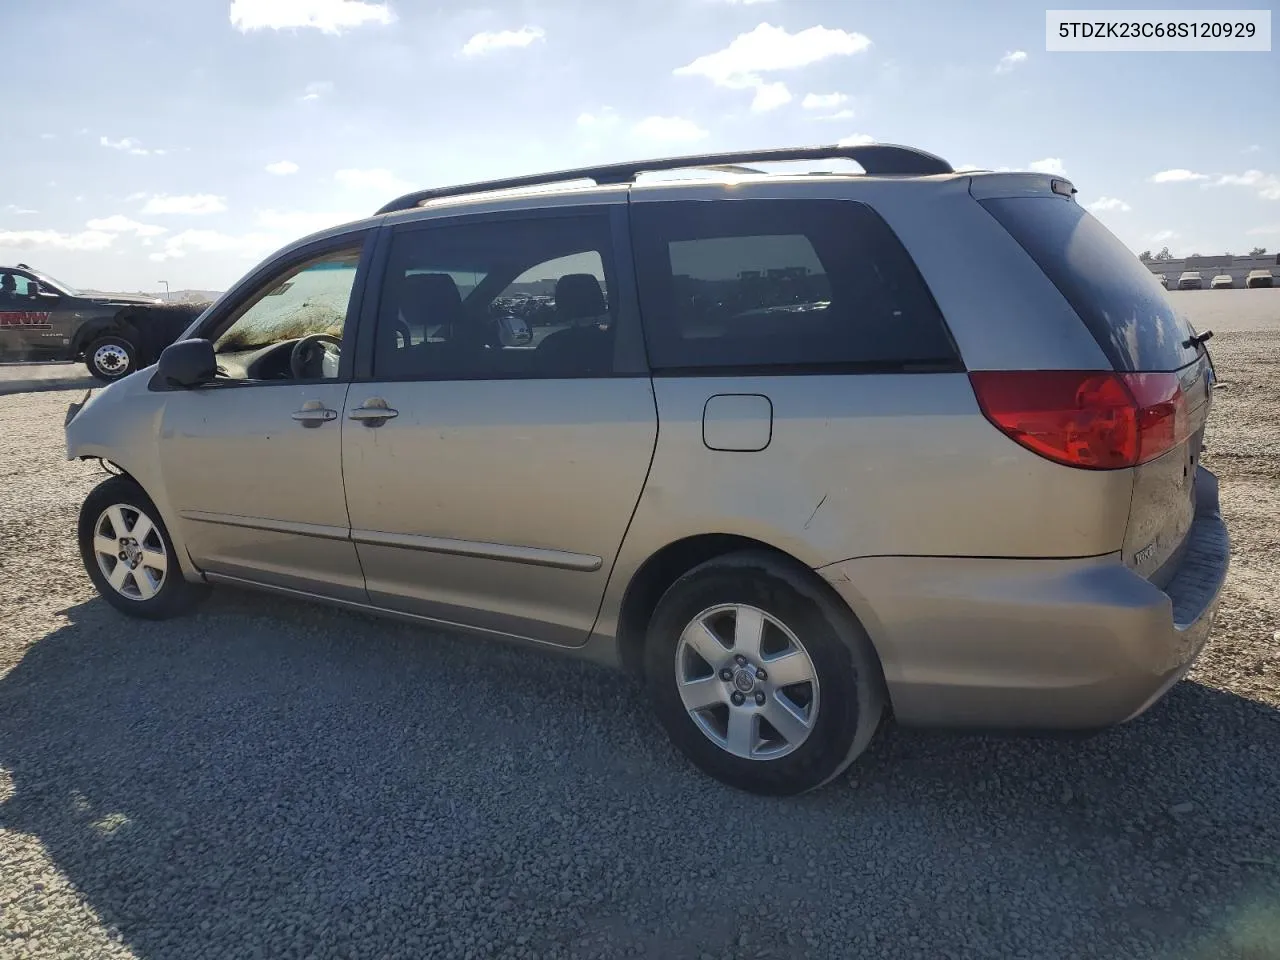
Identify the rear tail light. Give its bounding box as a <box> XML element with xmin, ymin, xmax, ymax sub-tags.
<box><xmin>969</xmin><ymin>370</ymin><xmax>1188</xmax><ymax>470</ymax></box>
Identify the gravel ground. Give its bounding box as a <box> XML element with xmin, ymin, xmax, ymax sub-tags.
<box><xmin>1</xmin><ymin>309</ymin><xmax>1278</xmax><ymax>959</ymax></box>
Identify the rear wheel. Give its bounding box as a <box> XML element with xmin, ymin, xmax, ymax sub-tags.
<box><xmin>644</xmin><ymin>551</ymin><xmax>885</xmax><ymax>795</ymax></box>
<box><xmin>85</xmin><ymin>334</ymin><xmax>137</xmax><ymax>381</ymax></box>
<box><xmin>78</xmin><ymin>476</ymin><xmax>208</xmax><ymax>619</ymax></box>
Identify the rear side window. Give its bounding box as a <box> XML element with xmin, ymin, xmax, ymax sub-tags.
<box><xmin>981</xmin><ymin>197</ymin><xmax>1199</xmax><ymax>372</ymax></box>
<box><xmin>630</xmin><ymin>198</ymin><xmax>959</xmax><ymax>372</ymax></box>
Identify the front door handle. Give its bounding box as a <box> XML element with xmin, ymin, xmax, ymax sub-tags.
<box><xmin>291</xmin><ymin>401</ymin><xmax>338</xmax><ymax>427</ymax></box>
<box><xmin>348</xmin><ymin>398</ymin><xmax>399</xmax><ymax>427</ymax></box>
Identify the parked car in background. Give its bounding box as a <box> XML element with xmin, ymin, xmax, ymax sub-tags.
<box><xmin>64</xmin><ymin>144</ymin><xmax>1229</xmax><ymax>795</ymax></box>
<box><xmin>0</xmin><ymin>263</ymin><xmax>206</xmax><ymax>380</ymax></box>
<box><xmin>1210</xmin><ymin>274</ymin><xmax>1233</xmax><ymax>290</ymax></box>
<box><xmin>1177</xmin><ymin>271</ymin><xmax>1203</xmax><ymax>290</ymax></box>
<box><xmin>1246</xmin><ymin>269</ymin><xmax>1274</xmax><ymax>289</ymax></box>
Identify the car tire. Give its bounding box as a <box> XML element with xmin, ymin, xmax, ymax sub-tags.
<box><xmin>85</xmin><ymin>334</ymin><xmax>137</xmax><ymax>381</ymax></box>
<box><xmin>78</xmin><ymin>475</ymin><xmax>208</xmax><ymax>620</ymax></box>
<box><xmin>643</xmin><ymin>550</ymin><xmax>885</xmax><ymax>796</ymax></box>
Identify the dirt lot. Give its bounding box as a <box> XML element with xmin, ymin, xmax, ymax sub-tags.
<box><xmin>1</xmin><ymin>294</ymin><xmax>1277</xmax><ymax>959</ymax></box>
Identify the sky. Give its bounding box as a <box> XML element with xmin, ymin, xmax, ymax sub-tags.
<box><xmin>1</xmin><ymin>0</ymin><xmax>1276</xmax><ymax>292</ymax></box>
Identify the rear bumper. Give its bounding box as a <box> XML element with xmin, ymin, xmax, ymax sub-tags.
<box><xmin>818</xmin><ymin>467</ymin><xmax>1230</xmax><ymax>730</ymax></box>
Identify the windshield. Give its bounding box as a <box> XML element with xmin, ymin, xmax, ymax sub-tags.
<box><xmin>31</xmin><ymin>270</ymin><xmax>79</xmax><ymax>296</ymax></box>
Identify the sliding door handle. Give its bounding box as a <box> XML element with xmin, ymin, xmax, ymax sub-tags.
<box><xmin>348</xmin><ymin>398</ymin><xmax>399</xmax><ymax>426</ymax></box>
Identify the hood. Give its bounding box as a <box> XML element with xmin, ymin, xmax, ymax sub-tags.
<box><xmin>84</xmin><ymin>293</ymin><xmax>164</xmax><ymax>306</ymax></box>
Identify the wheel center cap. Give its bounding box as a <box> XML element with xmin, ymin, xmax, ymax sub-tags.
<box><xmin>732</xmin><ymin>667</ymin><xmax>756</xmax><ymax>694</ymax></box>
<box><xmin>122</xmin><ymin>539</ymin><xmax>142</xmax><ymax>567</ymax></box>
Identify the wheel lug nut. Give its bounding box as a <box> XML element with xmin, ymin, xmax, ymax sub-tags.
<box><xmin>755</xmin><ymin>668</ymin><xmax>767</xmax><ymax>681</ymax></box>
<box><xmin>754</xmin><ymin>691</ymin><xmax>766</xmax><ymax>706</ymax></box>
<box><xmin>719</xmin><ymin>668</ymin><xmax>733</xmax><ymax>682</ymax></box>
<box><xmin>734</xmin><ymin>654</ymin><xmax>748</xmax><ymax>666</ymax></box>
<box><xmin>118</xmin><ymin>552</ymin><xmax>127</xmax><ymax>560</ymax></box>
<box><xmin>730</xmin><ymin>691</ymin><xmax>745</xmax><ymax>706</ymax></box>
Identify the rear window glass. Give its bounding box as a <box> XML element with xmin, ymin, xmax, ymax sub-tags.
<box><xmin>981</xmin><ymin>197</ymin><xmax>1199</xmax><ymax>372</ymax></box>
<box><xmin>630</xmin><ymin>198</ymin><xmax>959</xmax><ymax>372</ymax></box>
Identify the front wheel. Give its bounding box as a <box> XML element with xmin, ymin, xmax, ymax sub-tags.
<box><xmin>85</xmin><ymin>334</ymin><xmax>137</xmax><ymax>381</ymax></box>
<box><xmin>644</xmin><ymin>551</ymin><xmax>885</xmax><ymax>796</ymax></box>
<box><xmin>78</xmin><ymin>476</ymin><xmax>208</xmax><ymax>619</ymax></box>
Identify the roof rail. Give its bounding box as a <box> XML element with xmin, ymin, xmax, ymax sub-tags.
<box><xmin>374</xmin><ymin>143</ymin><xmax>954</xmax><ymax>215</ymax></box>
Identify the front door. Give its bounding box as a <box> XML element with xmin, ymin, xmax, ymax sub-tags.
<box><xmin>156</xmin><ymin>236</ymin><xmax>371</xmax><ymax>600</ymax></box>
<box><xmin>0</xmin><ymin>270</ymin><xmax>68</xmax><ymax>360</ymax></box>
<box><xmin>341</xmin><ymin>209</ymin><xmax>657</xmax><ymax>646</ymax></box>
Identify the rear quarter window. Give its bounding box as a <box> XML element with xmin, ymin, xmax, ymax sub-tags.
<box><xmin>630</xmin><ymin>198</ymin><xmax>960</xmax><ymax>373</ymax></box>
<box><xmin>980</xmin><ymin>197</ymin><xmax>1199</xmax><ymax>372</ymax></box>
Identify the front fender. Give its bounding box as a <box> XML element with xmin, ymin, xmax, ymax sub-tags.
<box><xmin>65</xmin><ymin>373</ymin><xmax>203</xmax><ymax>581</ymax></box>
<box><xmin>70</xmin><ymin>313</ymin><xmax>132</xmax><ymax>357</ymax></box>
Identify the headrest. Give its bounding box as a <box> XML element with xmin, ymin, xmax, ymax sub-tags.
<box><xmin>401</xmin><ymin>273</ymin><xmax>463</xmax><ymax>322</ymax></box>
<box><xmin>554</xmin><ymin>273</ymin><xmax>605</xmax><ymax>322</ymax></box>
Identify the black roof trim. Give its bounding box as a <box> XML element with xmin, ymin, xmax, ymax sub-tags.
<box><xmin>375</xmin><ymin>143</ymin><xmax>953</xmax><ymax>215</ymax></box>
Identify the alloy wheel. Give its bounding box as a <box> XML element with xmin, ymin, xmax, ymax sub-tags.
<box><xmin>674</xmin><ymin>603</ymin><xmax>821</xmax><ymax>760</ymax></box>
<box><xmin>92</xmin><ymin>503</ymin><xmax>168</xmax><ymax>601</ymax></box>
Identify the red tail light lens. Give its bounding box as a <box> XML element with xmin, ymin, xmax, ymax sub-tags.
<box><xmin>969</xmin><ymin>370</ymin><xmax>1187</xmax><ymax>470</ymax></box>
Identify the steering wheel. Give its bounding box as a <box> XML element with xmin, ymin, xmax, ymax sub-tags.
<box><xmin>290</xmin><ymin>333</ymin><xmax>342</xmax><ymax>380</ymax></box>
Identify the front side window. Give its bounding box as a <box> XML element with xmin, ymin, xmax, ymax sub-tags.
<box><xmin>0</xmin><ymin>272</ymin><xmax>36</xmax><ymax>298</ymax></box>
<box><xmin>631</xmin><ymin>198</ymin><xmax>959</xmax><ymax>372</ymax></box>
<box><xmin>211</xmin><ymin>247</ymin><xmax>361</xmax><ymax>381</ymax></box>
<box><xmin>373</xmin><ymin>213</ymin><xmax>618</xmax><ymax>380</ymax></box>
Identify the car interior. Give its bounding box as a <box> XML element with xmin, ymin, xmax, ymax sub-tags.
<box><xmin>374</xmin><ymin>247</ymin><xmax>616</xmax><ymax>380</ymax></box>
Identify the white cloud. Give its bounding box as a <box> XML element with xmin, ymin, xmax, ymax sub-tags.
<box><xmin>230</xmin><ymin>0</ymin><xmax>394</xmax><ymax>34</ymax></box>
<box><xmin>265</xmin><ymin>160</ymin><xmax>300</xmax><ymax>175</ymax></box>
<box><xmin>255</xmin><ymin>209</ymin><xmax>360</xmax><ymax>235</ymax></box>
<box><xmin>86</xmin><ymin>215</ymin><xmax>168</xmax><ymax>237</ymax></box>
<box><xmin>461</xmin><ymin>26</ymin><xmax>545</xmax><ymax>56</ymax></box>
<box><xmin>802</xmin><ymin>92</ymin><xmax>847</xmax><ymax>110</ymax></box>
<box><xmin>811</xmin><ymin>108</ymin><xmax>856</xmax><ymax>121</ymax></box>
<box><xmin>1149</xmin><ymin>229</ymin><xmax>1180</xmax><ymax>244</ymax></box>
<box><xmin>954</xmin><ymin>163</ymin><xmax>984</xmax><ymax>172</ymax></box>
<box><xmin>39</xmin><ymin>133</ymin><xmax>56</xmax><ymax>140</ymax></box>
<box><xmin>675</xmin><ymin>23</ymin><xmax>870</xmax><ymax>110</ymax></box>
<box><xmin>1087</xmin><ymin>197</ymin><xmax>1132</xmax><ymax>213</ymax></box>
<box><xmin>335</xmin><ymin>168</ymin><xmax>413</xmax><ymax>193</ymax></box>
<box><xmin>1028</xmin><ymin>158</ymin><xmax>1066</xmax><ymax>176</ymax></box>
<box><xmin>101</xmin><ymin>135</ymin><xmax>154</xmax><ymax>156</ymax></box>
<box><xmin>677</xmin><ymin>23</ymin><xmax>871</xmax><ymax>86</ymax></box>
<box><xmin>1246</xmin><ymin>224</ymin><xmax>1278</xmax><ymax>236</ymax></box>
<box><xmin>149</xmin><ymin>229</ymin><xmax>280</xmax><ymax>262</ymax></box>
<box><xmin>996</xmin><ymin>50</ymin><xmax>1027</xmax><ymax>74</ymax></box>
<box><xmin>0</xmin><ymin>229</ymin><xmax>115</xmax><ymax>252</ymax></box>
<box><xmin>837</xmin><ymin>133</ymin><xmax>876</xmax><ymax>147</ymax></box>
<box><xmin>751</xmin><ymin>81</ymin><xmax>792</xmax><ymax>112</ymax></box>
<box><xmin>1150</xmin><ymin>169</ymin><xmax>1208</xmax><ymax>183</ymax></box>
<box><xmin>1209</xmin><ymin>169</ymin><xmax>1280</xmax><ymax>200</ymax></box>
<box><xmin>3</xmin><ymin>204</ymin><xmax>38</xmax><ymax>215</ymax></box>
<box><xmin>301</xmin><ymin>81</ymin><xmax>334</xmax><ymax>102</ymax></box>
<box><xmin>141</xmin><ymin>194</ymin><xmax>228</xmax><ymax>215</ymax></box>
<box><xmin>577</xmin><ymin>108</ymin><xmax>621</xmax><ymax>130</ymax></box>
<box><xmin>632</xmin><ymin>116</ymin><xmax>710</xmax><ymax>143</ymax></box>
<box><xmin>1244</xmin><ymin>144</ymin><xmax>1261</xmax><ymax>153</ymax></box>
<box><xmin>713</xmin><ymin>0</ymin><xmax>776</xmax><ymax>4</ymax></box>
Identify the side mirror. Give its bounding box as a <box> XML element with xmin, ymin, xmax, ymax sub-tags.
<box><xmin>32</xmin><ymin>282</ymin><xmax>58</xmax><ymax>299</ymax></box>
<box><xmin>494</xmin><ymin>314</ymin><xmax>532</xmax><ymax>348</ymax></box>
<box><xmin>157</xmin><ymin>338</ymin><xmax>217</xmax><ymax>388</ymax></box>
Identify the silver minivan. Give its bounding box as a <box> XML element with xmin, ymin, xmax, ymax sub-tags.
<box><xmin>65</xmin><ymin>144</ymin><xmax>1230</xmax><ymax>795</ymax></box>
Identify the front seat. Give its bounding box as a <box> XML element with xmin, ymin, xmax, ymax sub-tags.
<box><xmin>538</xmin><ymin>273</ymin><xmax>613</xmax><ymax>375</ymax></box>
<box><xmin>378</xmin><ymin>272</ymin><xmax>472</xmax><ymax>377</ymax></box>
